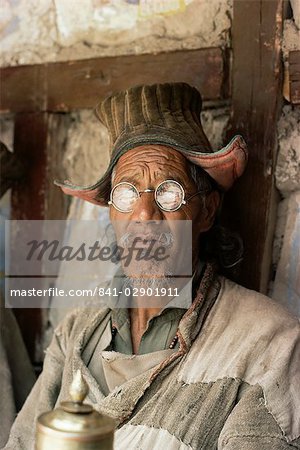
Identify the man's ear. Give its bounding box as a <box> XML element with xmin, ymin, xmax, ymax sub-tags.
<box><xmin>196</xmin><ymin>190</ymin><xmax>221</xmax><ymax>232</ymax></box>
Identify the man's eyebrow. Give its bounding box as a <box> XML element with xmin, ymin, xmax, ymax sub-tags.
<box><xmin>115</xmin><ymin>172</ymin><xmax>188</xmax><ymax>187</ymax></box>
<box><xmin>158</xmin><ymin>172</ymin><xmax>187</xmax><ymax>186</ymax></box>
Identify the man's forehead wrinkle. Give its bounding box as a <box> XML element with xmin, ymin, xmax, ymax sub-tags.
<box><xmin>115</xmin><ymin>149</ymin><xmax>188</xmax><ymax>171</ymax></box>
<box><xmin>115</xmin><ymin>161</ymin><xmax>189</xmax><ymax>183</ymax></box>
<box><xmin>116</xmin><ymin>145</ymin><xmax>187</xmax><ymax>163</ymax></box>
<box><xmin>113</xmin><ymin>145</ymin><xmax>194</xmax><ymax>188</ymax></box>
<box><xmin>114</xmin><ymin>160</ymin><xmax>150</xmax><ymax>180</ymax></box>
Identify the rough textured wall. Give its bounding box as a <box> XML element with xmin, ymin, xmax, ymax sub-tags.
<box><xmin>271</xmin><ymin>0</ymin><xmax>300</xmax><ymax>316</ymax></box>
<box><xmin>0</xmin><ymin>0</ymin><xmax>232</xmax><ymax>67</ymax></box>
<box><xmin>276</xmin><ymin>106</ymin><xmax>300</xmax><ymax>196</ymax></box>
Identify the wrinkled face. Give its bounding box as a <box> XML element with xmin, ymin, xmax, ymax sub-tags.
<box><xmin>109</xmin><ymin>145</ymin><xmax>219</xmax><ymax>290</ymax></box>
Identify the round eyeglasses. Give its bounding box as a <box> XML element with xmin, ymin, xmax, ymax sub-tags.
<box><xmin>108</xmin><ymin>179</ymin><xmax>203</xmax><ymax>213</ymax></box>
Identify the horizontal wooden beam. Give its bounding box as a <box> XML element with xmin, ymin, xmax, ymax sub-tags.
<box><xmin>289</xmin><ymin>50</ymin><xmax>300</xmax><ymax>104</ymax></box>
<box><xmin>0</xmin><ymin>48</ymin><xmax>228</xmax><ymax>113</ymax></box>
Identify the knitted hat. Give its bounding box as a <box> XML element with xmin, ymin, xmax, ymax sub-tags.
<box><xmin>55</xmin><ymin>83</ymin><xmax>248</xmax><ymax>206</ymax></box>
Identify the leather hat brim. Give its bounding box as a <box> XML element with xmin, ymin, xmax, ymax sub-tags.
<box><xmin>54</xmin><ymin>135</ymin><xmax>248</xmax><ymax>206</ymax></box>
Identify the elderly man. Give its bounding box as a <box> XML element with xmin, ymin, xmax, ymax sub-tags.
<box><xmin>3</xmin><ymin>83</ymin><xmax>300</xmax><ymax>450</ymax></box>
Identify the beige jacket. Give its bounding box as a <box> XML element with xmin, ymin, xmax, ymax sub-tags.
<box><xmin>3</xmin><ymin>276</ymin><xmax>300</xmax><ymax>450</ymax></box>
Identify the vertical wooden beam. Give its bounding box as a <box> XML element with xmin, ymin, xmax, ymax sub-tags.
<box><xmin>11</xmin><ymin>114</ymin><xmax>48</xmax><ymax>362</ymax></box>
<box><xmin>12</xmin><ymin>114</ymin><xmax>49</xmax><ymax>220</ymax></box>
<box><xmin>223</xmin><ymin>0</ymin><xmax>283</xmax><ymax>292</ymax></box>
<box><xmin>11</xmin><ymin>113</ymin><xmax>70</xmax><ymax>362</ymax></box>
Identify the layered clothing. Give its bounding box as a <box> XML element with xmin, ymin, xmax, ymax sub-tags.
<box><xmin>3</xmin><ymin>265</ymin><xmax>300</xmax><ymax>449</ymax></box>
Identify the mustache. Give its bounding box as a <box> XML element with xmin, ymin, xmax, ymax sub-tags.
<box><xmin>118</xmin><ymin>231</ymin><xmax>174</xmax><ymax>248</ymax></box>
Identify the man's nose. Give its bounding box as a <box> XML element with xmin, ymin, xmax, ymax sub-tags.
<box><xmin>130</xmin><ymin>192</ymin><xmax>163</xmax><ymax>221</ymax></box>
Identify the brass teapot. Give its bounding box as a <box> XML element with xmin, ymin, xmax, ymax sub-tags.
<box><xmin>36</xmin><ymin>370</ymin><xmax>115</xmax><ymax>450</ymax></box>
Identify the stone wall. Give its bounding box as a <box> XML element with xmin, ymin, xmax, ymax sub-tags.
<box><xmin>270</xmin><ymin>0</ymin><xmax>300</xmax><ymax>316</ymax></box>
<box><xmin>0</xmin><ymin>0</ymin><xmax>231</xmax><ymax>67</ymax></box>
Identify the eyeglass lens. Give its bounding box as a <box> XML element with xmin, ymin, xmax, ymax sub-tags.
<box><xmin>155</xmin><ymin>180</ymin><xmax>184</xmax><ymax>211</ymax></box>
<box><xmin>111</xmin><ymin>180</ymin><xmax>185</xmax><ymax>212</ymax></box>
<box><xmin>111</xmin><ymin>183</ymin><xmax>139</xmax><ymax>212</ymax></box>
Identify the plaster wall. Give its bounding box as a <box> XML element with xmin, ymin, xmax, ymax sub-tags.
<box><xmin>0</xmin><ymin>0</ymin><xmax>232</xmax><ymax>67</ymax></box>
<box><xmin>271</xmin><ymin>1</ymin><xmax>300</xmax><ymax>315</ymax></box>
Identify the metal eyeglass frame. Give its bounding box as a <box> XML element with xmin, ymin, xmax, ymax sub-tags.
<box><xmin>108</xmin><ymin>179</ymin><xmax>206</xmax><ymax>213</ymax></box>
